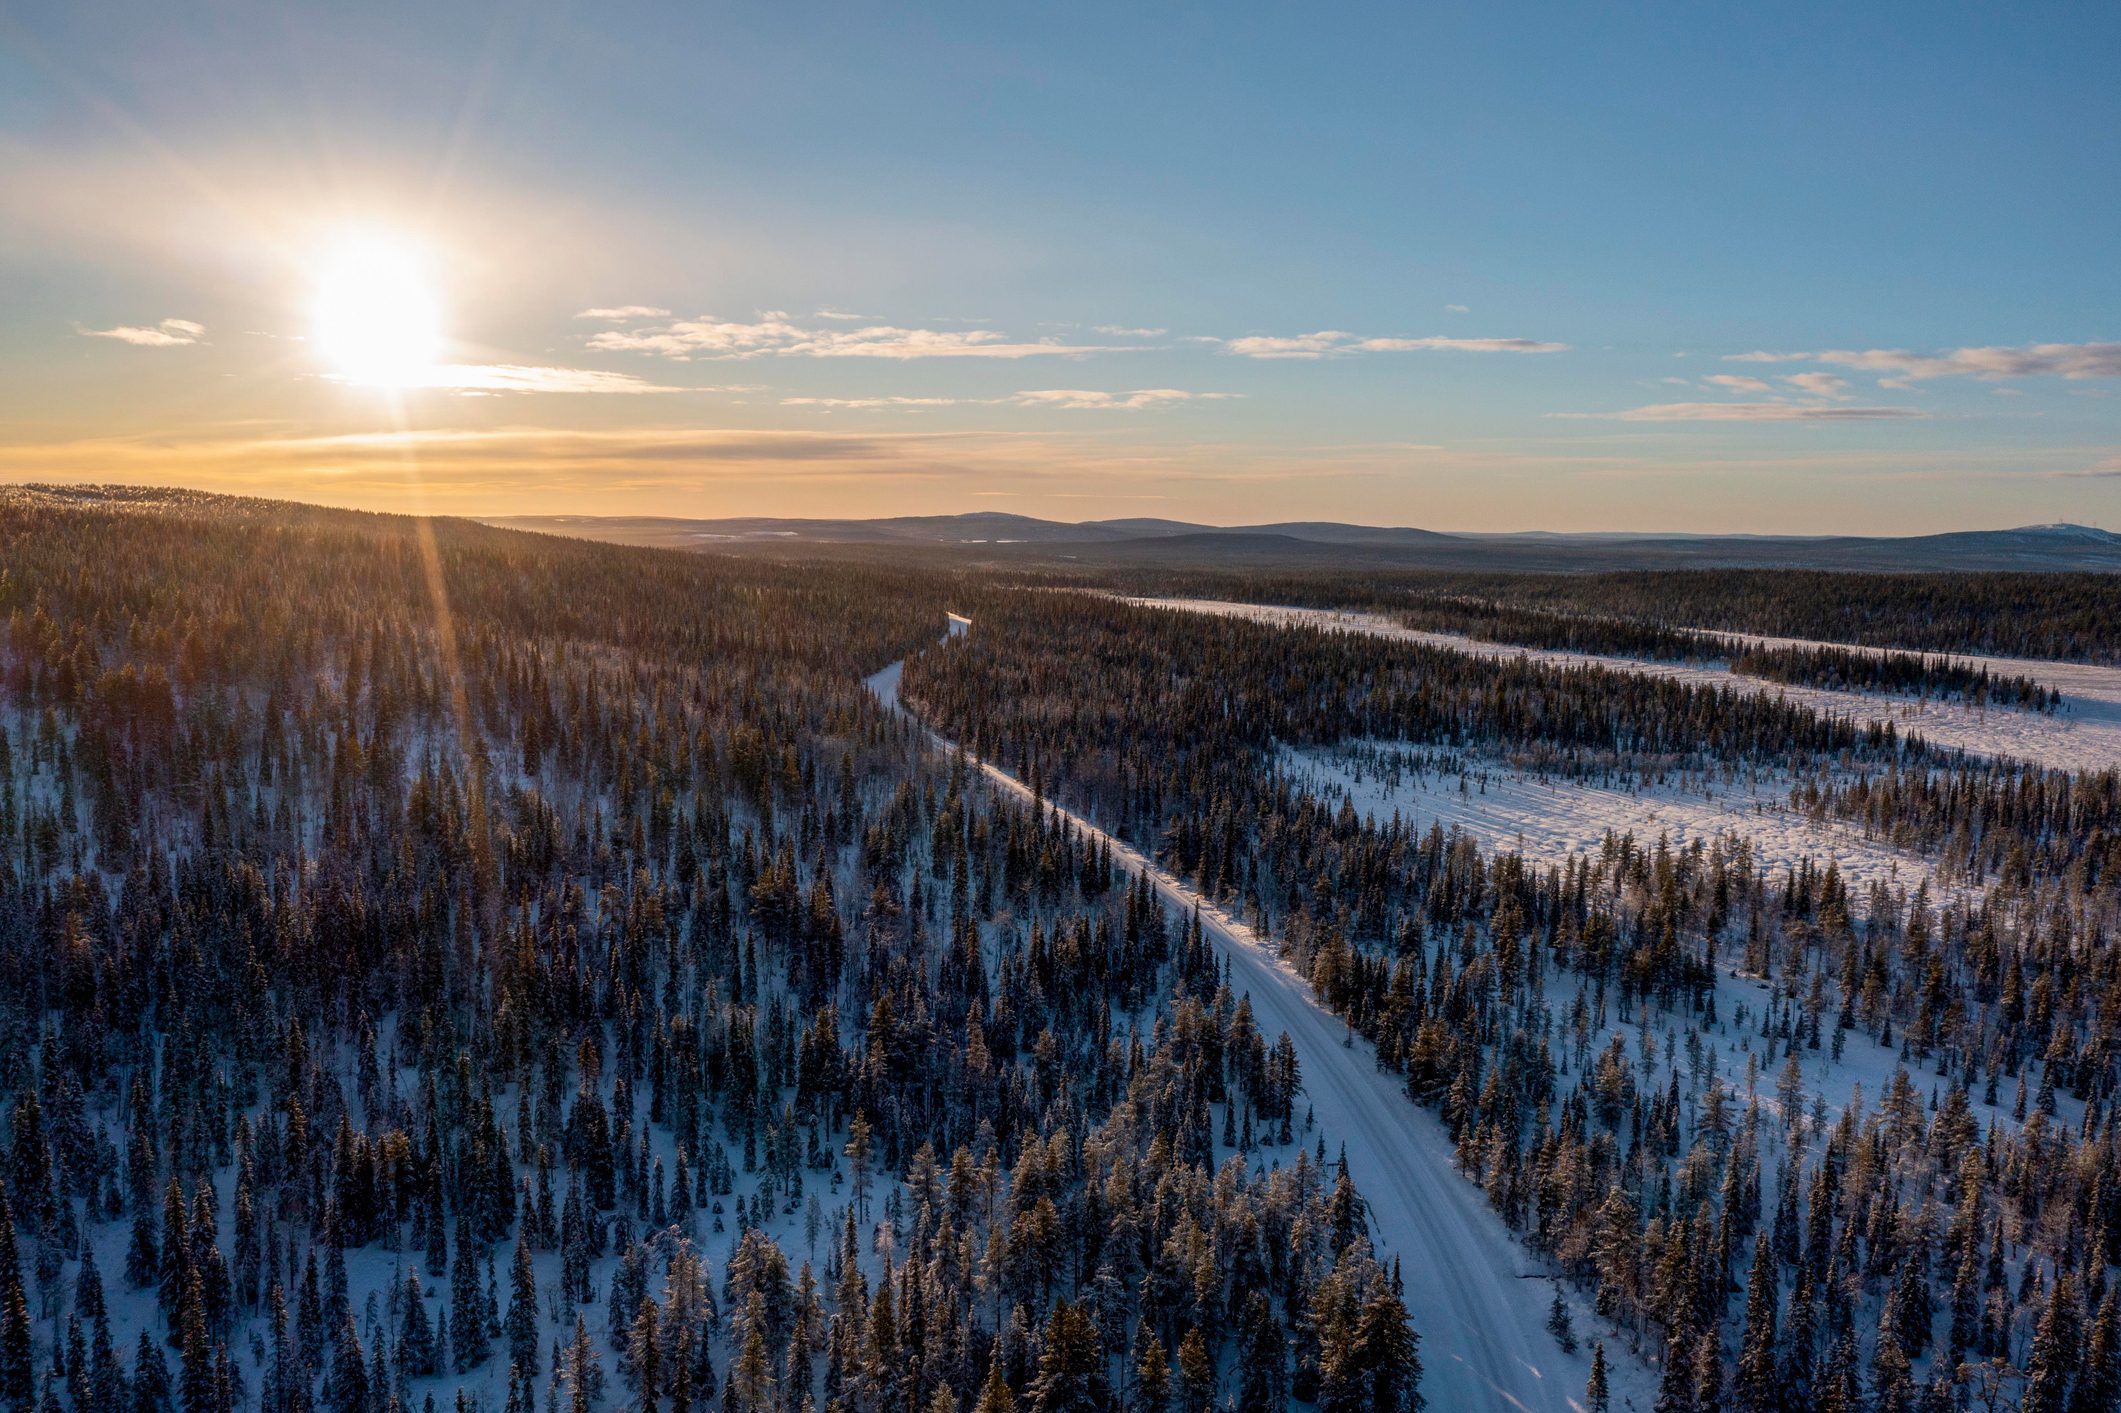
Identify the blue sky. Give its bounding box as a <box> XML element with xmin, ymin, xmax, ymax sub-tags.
<box><xmin>2</xmin><ymin>0</ymin><xmax>2117</xmax><ymax>529</ymax></box>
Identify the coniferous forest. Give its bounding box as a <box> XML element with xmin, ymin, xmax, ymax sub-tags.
<box><xmin>901</xmin><ymin>586</ymin><xmax>2121</xmax><ymax>1413</ymax></box>
<box><xmin>0</xmin><ymin>488</ymin><xmax>1422</xmax><ymax>1413</ymax></box>
<box><xmin>11</xmin><ymin>485</ymin><xmax>2121</xmax><ymax>1413</ymax></box>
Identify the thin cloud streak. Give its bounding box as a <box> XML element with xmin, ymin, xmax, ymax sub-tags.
<box><xmin>324</xmin><ymin>364</ymin><xmax>695</xmax><ymax>395</ymax></box>
<box><xmin>1221</xmin><ymin>330</ymin><xmax>1568</xmax><ymax>359</ymax></box>
<box><xmin>781</xmin><ymin>389</ymin><xmax>1239</xmax><ymax>411</ymax></box>
<box><xmin>1729</xmin><ymin>341</ymin><xmax>2121</xmax><ymax>381</ymax></box>
<box><xmin>1562</xmin><ymin>401</ymin><xmax>1926</xmax><ymax>423</ymax></box>
<box><xmin>587</xmin><ymin>311</ymin><xmax>1126</xmax><ymax>360</ymax></box>
<box><xmin>81</xmin><ymin>318</ymin><xmax>205</xmax><ymax>347</ymax></box>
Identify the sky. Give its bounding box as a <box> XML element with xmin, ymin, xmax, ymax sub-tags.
<box><xmin>2</xmin><ymin>0</ymin><xmax>2118</xmax><ymax>532</ymax></box>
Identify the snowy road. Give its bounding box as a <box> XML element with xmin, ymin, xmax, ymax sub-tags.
<box><xmin>868</xmin><ymin>650</ymin><xmax>1648</xmax><ymax>1413</ymax></box>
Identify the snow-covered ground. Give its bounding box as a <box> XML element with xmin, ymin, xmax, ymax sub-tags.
<box><xmin>874</xmin><ymin>649</ymin><xmax>1656</xmax><ymax>1413</ymax></box>
<box><xmin>1278</xmin><ymin>740</ymin><xmax>1960</xmax><ymax>898</ymax></box>
<box><xmin>1120</xmin><ymin>597</ymin><xmax>2121</xmax><ymax>773</ymax></box>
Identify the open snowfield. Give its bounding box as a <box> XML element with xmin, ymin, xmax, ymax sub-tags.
<box><xmin>874</xmin><ymin>649</ymin><xmax>1657</xmax><ymax>1413</ymax></box>
<box><xmin>1277</xmin><ymin>740</ymin><xmax>1961</xmax><ymax>898</ymax></box>
<box><xmin>1121</xmin><ymin>597</ymin><xmax>2121</xmax><ymax>773</ymax></box>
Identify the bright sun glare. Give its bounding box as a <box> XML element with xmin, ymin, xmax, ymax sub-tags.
<box><xmin>311</xmin><ymin>233</ymin><xmax>443</xmax><ymax>388</ymax></box>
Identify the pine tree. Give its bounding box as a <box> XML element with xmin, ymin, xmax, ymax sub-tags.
<box><xmin>176</xmin><ymin>1272</ymin><xmax>212</xmax><ymax>1413</ymax></box>
<box><xmin>125</xmin><ymin>1203</ymin><xmax>160</xmax><ymax>1292</ymax></box>
<box><xmin>2024</xmin><ymin>1272</ymin><xmax>2081</xmax><ymax>1413</ymax></box>
<box><xmin>453</xmin><ymin>1220</ymin><xmax>488</xmax><ymax>1372</ymax></box>
<box><xmin>1028</xmin><ymin>1301</ymin><xmax>1104</xmax><ymax>1413</ymax></box>
<box><xmin>1132</xmin><ymin>1334</ymin><xmax>1168</xmax><ymax>1413</ymax></box>
<box><xmin>1352</xmin><ymin>1287</ymin><xmax>1423</xmax><ymax>1413</ymax></box>
<box><xmin>1174</xmin><ymin>1328</ymin><xmax>1212</xmax><ymax>1413</ymax></box>
<box><xmin>2072</xmin><ymin>1290</ymin><xmax>2121</xmax><ymax>1413</ymax></box>
<box><xmin>506</xmin><ymin>1236</ymin><xmax>541</xmax><ymax>1379</ymax></box>
<box><xmin>1584</xmin><ymin>1343</ymin><xmax>1609</xmax><ymax>1413</ymax></box>
<box><xmin>727</xmin><ymin>1325</ymin><xmax>771</xmax><ymax>1413</ymax></box>
<box><xmin>323</xmin><ymin>1316</ymin><xmax>366</xmax><ymax>1413</ymax></box>
<box><xmin>625</xmin><ymin>1302</ymin><xmax>659</xmax><ymax>1412</ymax></box>
<box><xmin>0</xmin><ymin>1195</ymin><xmax>32</xmax><ymax>1413</ymax></box>
<box><xmin>1545</xmin><ymin>1287</ymin><xmax>1577</xmax><ymax>1355</ymax></box>
<box><xmin>1732</xmin><ymin>1235</ymin><xmax>1776</xmax><ymax>1413</ymax></box>
<box><xmin>1654</xmin><ymin>1323</ymin><xmax>1697</xmax><ymax>1413</ymax></box>
<box><xmin>399</xmin><ymin>1272</ymin><xmax>437</xmax><ymax>1379</ymax></box>
<box><xmin>972</xmin><ymin>1358</ymin><xmax>1016</xmax><ymax>1413</ymax></box>
<box><xmin>562</xmin><ymin>1318</ymin><xmax>601</xmax><ymax>1413</ymax></box>
<box><xmin>1236</xmin><ymin>1291</ymin><xmax>1286</xmax><ymax>1409</ymax></box>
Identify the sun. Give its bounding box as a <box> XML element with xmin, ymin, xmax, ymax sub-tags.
<box><xmin>311</xmin><ymin>232</ymin><xmax>443</xmax><ymax>388</ymax></box>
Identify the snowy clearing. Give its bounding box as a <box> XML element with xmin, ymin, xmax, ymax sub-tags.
<box><xmin>1277</xmin><ymin>740</ymin><xmax>1962</xmax><ymax>899</ymax></box>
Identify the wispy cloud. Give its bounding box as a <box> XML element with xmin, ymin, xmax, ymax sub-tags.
<box><xmin>1730</xmin><ymin>342</ymin><xmax>2121</xmax><ymax>381</ymax></box>
<box><xmin>325</xmin><ymin>363</ymin><xmax>693</xmax><ymax>395</ymax></box>
<box><xmin>1704</xmin><ymin>374</ymin><xmax>1772</xmax><ymax>393</ymax></box>
<box><xmin>1784</xmin><ymin>372</ymin><xmax>1853</xmax><ymax>400</ymax></box>
<box><xmin>781</xmin><ymin>388</ymin><xmax>1238</xmax><ymax>412</ymax></box>
<box><xmin>1092</xmin><ymin>325</ymin><xmax>1167</xmax><ymax>338</ymax></box>
<box><xmin>1014</xmin><ymin>388</ymin><xmax>1238</xmax><ymax>410</ymax></box>
<box><xmin>1562</xmin><ymin>401</ymin><xmax>1926</xmax><ymax>423</ymax></box>
<box><xmin>782</xmin><ymin>396</ymin><xmax>972</xmax><ymax>409</ymax></box>
<box><xmin>575</xmin><ymin>306</ymin><xmax>671</xmax><ymax>321</ymax></box>
<box><xmin>2053</xmin><ymin>455</ymin><xmax>2121</xmax><ymax>479</ymax></box>
<box><xmin>1220</xmin><ymin>330</ymin><xmax>1567</xmax><ymax>359</ymax></box>
<box><xmin>813</xmin><ymin>309</ymin><xmax>868</xmax><ymax>321</ymax></box>
<box><xmin>586</xmin><ymin>310</ymin><xmax>1125</xmax><ymax>360</ymax></box>
<box><xmin>81</xmin><ymin>318</ymin><xmax>204</xmax><ymax>347</ymax></box>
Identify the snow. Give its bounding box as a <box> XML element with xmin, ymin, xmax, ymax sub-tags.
<box><xmin>1120</xmin><ymin>597</ymin><xmax>2121</xmax><ymax>773</ymax></box>
<box><xmin>1277</xmin><ymin>740</ymin><xmax>1962</xmax><ymax>899</ymax></box>
<box><xmin>871</xmin><ymin>650</ymin><xmax>1657</xmax><ymax>1412</ymax></box>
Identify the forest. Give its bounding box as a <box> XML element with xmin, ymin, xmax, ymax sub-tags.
<box><xmin>13</xmin><ymin>482</ymin><xmax>2121</xmax><ymax>1413</ymax></box>
<box><xmin>0</xmin><ymin>488</ymin><xmax>1424</xmax><ymax>1413</ymax></box>
<box><xmin>901</xmin><ymin>585</ymin><xmax>2121</xmax><ymax>1412</ymax></box>
<box><xmin>1053</xmin><ymin>565</ymin><xmax>2121</xmax><ymax>667</ymax></box>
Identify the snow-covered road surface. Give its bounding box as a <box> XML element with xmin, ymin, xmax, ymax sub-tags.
<box><xmin>1120</xmin><ymin>596</ymin><xmax>2121</xmax><ymax>773</ymax></box>
<box><xmin>869</xmin><ymin>649</ymin><xmax>1649</xmax><ymax>1412</ymax></box>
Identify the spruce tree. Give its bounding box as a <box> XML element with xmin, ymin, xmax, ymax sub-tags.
<box><xmin>0</xmin><ymin>1196</ymin><xmax>32</xmax><ymax>1413</ymax></box>
<box><xmin>452</xmin><ymin>1220</ymin><xmax>488</xmax><ymax>1372</ymax></box>
<box><xmin>1545</xmin><ymin>1287</ymin><xmax>1577</xmax><ymax>1354</ymax></box>
<box><xmin>1132</xmin><ymin>1334</ymin><xmax>1168</xmax><ymax>1413</ymax></box>
<box><xmin>1027</xmin><ymin>1301</ymin><xmax>1103</xmax><ymax>1413</ymax></box>
<box><xmin>2024</xmin><ymin>1272</ymin><xmax>2081</xmax><ymax>1413</ymax></box>
<box><xmin>1584</xmin><ymin>1343</ymin><xmax>1609</xmax><ymax>1413</ymax></box>
<box><xmin>1173</xmin><ymin>1329</ymin><xmax>1212</xmax><ymax>1413</ymax></box>
<box><xmin>2073</xmin><ymin>1290</ymin><xmax>2121</xmax><ymax>1413</ymax></box>
<box><xmin>1353</xmin><ymin>1287</ymin><xmax>1423</xmax><ymax>1413</ymax></box>
<box><xmin>626</xmin><ymin>1302</ymin><xmax>659</xmax><ymax>1412</ymax></box>
<box><xmin>1235</xmin><ymin>1291</ymin><xmax>1286</xmax><ymax>1409</ymax></box>
<box><xmin>506</xmin><ymin>1236</ymin><xmax>541</xmax><ymax>1379</ymax></box>
<box><xmin>972</xmin><ymin>1358</ymin><xmax>1016</xmax><ymax>1413</ymax></box>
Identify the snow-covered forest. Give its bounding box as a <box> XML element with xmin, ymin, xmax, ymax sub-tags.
<box><xmin>902</xmin><ymin>585</ymin><xmax>2121</xmax><ymax>1413</ymax></box>
<box><xmin>12</xmin><ymin>484</ymin><xmax>2121</xmax><ymax>1413</ymax></box>
<box><xmin>0</xmin><ymin>488</ymin><xmax>1425</xmax><ymax>1413</ymax></box>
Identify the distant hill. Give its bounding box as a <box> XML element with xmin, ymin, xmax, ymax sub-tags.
<box><xmin>480</xmin><ymin>511</ymin><xmax>2121</xmax><ymax>573</ymax></box>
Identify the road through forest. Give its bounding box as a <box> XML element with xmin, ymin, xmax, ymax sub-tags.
<box><xmin>866</xmin><ymin>652</ymin><xmax>1649</xmax><ymax>1413</ymax></box>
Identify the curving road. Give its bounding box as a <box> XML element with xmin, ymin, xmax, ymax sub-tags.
<box><xmin>867</xmin><ymin>650</ymin><xmax>1648</xmax><ymax>1412</ymax></box>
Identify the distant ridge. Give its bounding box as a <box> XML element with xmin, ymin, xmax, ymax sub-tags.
<box><xmin>480</xmin><ymin>512</ymin><xmax>2121</xmax><ymax>573</ymax></box>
